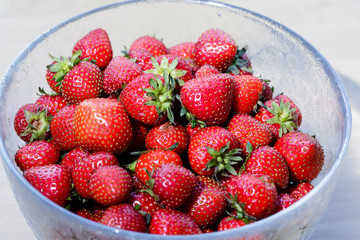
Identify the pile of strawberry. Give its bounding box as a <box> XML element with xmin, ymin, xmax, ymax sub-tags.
<box><xmin>13</xmin><ymin>28</ymin><xmax>324</xmax><ymax>235</ymax></box>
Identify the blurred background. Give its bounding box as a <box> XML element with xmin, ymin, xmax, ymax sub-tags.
<box><xmin>0</xmin><ymin>0</ymin><xmax>359</xmax><ymax>239</ymax></box>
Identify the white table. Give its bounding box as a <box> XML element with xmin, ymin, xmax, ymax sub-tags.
<box><xmin>1</xmin><ymin>0</ymin><xmax>359</xmax><ymax>239</ymax></box>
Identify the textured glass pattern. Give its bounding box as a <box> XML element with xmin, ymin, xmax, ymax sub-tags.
<box><xmin>0</xmin><ymin>0</ymin><xmax>351</xmax><ymax>240</ymax></box>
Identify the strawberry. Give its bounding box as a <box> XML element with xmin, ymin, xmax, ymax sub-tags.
<box><xmin>89</xmin><ymin>165</ymin><xmax>133</xmax><ymax>206</ymax></box>
<box><xmin>129</xmin><ymin>35</ymin><xmax>168</xmax><ymax>57</ymax></box>
<box><xmin>134</xmin><ymin>149</ymin><xmax>182</xmax><ymax>185</ymax></box>
<box><xmin>217</xmin><ymin>216</ymin><xmax>251</xmax><ymax>231</ymax></box>
<box><xmin>35</xmin><ymin>89</ymin><xmax>67</xmax><ymax>116</ymax></box>
<box><xmin>72</xmin><ymin>151</ymin><xmax>119</xmax><ymax>199</ymax></box>
<box><xmin>72</xmin><ymin>28</ymin><xmax>113</xmax><ymax>69</ymax></box>
<box><xmin>226</xmin><ymin>46</ymin><xmax>253</xmax><ymax>76</ymax></box>
<box><xmin>180</xmin><ymin>73</ymin><xmax>234</xmax><ymax>126</ymax></box>
<box><xmin>244</xmin><ymin>145</ymin><xmax>290</xmax><ymax>189</ymax></box>
<box><xmin>74</xmin><ymin>202</ymin><xmax>106</xmax><ymax>223</ymax></box>
<box><xmin>125</xmin><ymin>119</ymin><xmax>149</xmax><ymax>153</ymax></box>
<box><xmin>274</xmin><ymin>131</ymin><xmax>324</xmax><ymax>182</ymax></box>
<box><xmin>15</xmin><ymin>140</ymin><xmax>60</xmax><ymax>171</ymax></box>
<box><xmin>145</xmin><ymin>121</ymin><xmax>189</xmax><ymax>154</ymax></box>
<box><xmin>14</xmin><ymin>103</ymin><xmax>52</xmax><ymax>143</ymax></box>
<box><xmin>127</xmin><ymin>48</ymin><xmax>153</xmax><ymax>70</ymax></box>
<box><xmin>100</xmin><ymin>203</ymin><xmax>147</xmax><ymax>232</ymax></box>
<box><xmin>194</xmin><ymin>28</ymin><xmax>237</xmax><ymax>72</ymax></box>
<box><xmin>275</xmin><ymin>193</ymin><xmax>297</xmax><ymax>212</ymax></box>
<box><xmin>224</xmin><ymin>173</ymin><xmax>278</xmax><ymax>219</ymax></box>
<box><xmin>50</xmin><ymin>104</ymin><xmax>77</xmax><ymax>151</ymax></box>
<box><xmin>149</xmin><ymin>208</ymin><xmax>202</xmax><ymax>235</ymax></box>
<box><xmin>227</xmin><ymin>113</ymin><xmax>273</xmax><ymax>156</ymax></box>
<box><xmin>185</xmin><ymin>122</ymin><xmax>203</xmax><ymax>139</ymax></box>
<box><xmin>274</xmin><ymin>94</ymin><xmax>302</xmax><ymax>126</ymax></box>
<box><xmin>194</xmin><ymin>64</ymin><xmax>220</xmax><ymax>78</ymax></box>
<box><xmin>119</xmin><ymin>73</ymin><xmax>175</xmax><ymax>126</ymax></box>
<box><xmin>129</xmin><ymin>191</ymin><xmax>162</xmax><ymax>216</ymax></box>
<box><xmin>46</xmin><ymin>61</ymin><xmax>61</xmax><ymax>94</ymax></box>
<box><xmin>182</xmin><ymin>176</ymin><xmax>227</xmax><ymax>228</ymax></box>
<box><xmin>73</xmin><ymin>98</ymin><xmax>133</xmax><ymax>153</ymax></box>
<box><xmin>168</xmin><ymin>42</ymin><xmax>195</xmax><ymax>59</ymax></box>
<box><xmin>23</xmin><ymin>164</ymin><xmax>72</xmax><ymax>206</ymax></box>
<box><xmin>288</xmin><ymin>182</ymin><xmax>314</xmax><ymax>200</ymax></box>
<box><xmin>150</xmin><ymin>163</ymin><xmax>197</xmax><ymax>209</ymax></box>
<box><xmin>102</xmin><ymin>56</ymin><xmax>143</xmax><ymax>95</ymax></box>
<box><xmin>259</xmin><ymin>79</ymin><xmax>273</xmax><ymax>103</ymax></box>
<box><xmin>60</xmin><ymin>147</ymin><xmax>89</xmax><ymax>173</ymax></box>
<box><xmin>187</xmin><ymin>126</ymin><xmax>241</xmax><ymax>177</ymax></box>
<box><xmin>232</xmin><ymin>75</ymin><xmax>263</xmax><ymax>114</ymax></box>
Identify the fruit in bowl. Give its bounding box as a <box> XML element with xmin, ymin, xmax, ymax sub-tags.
<box><xmin>0</xmin><ymin>1</ymin><xmax>351</xmax><ymax>240</ymax></box>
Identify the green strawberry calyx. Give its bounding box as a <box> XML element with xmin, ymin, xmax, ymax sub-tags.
<box><xmin>226</xmin><ymin>46</ymin><xmax>253</xmax><ymax>75</ymax></box>
<box><xmin>226</xmin><ymin>193</ymin><xmax>256</xmax><ymax>222</ymax></box>
<box><xmin>21</xmin><ymin>108</ymin><xmax>52</xmax><ymax>142</ymax></box>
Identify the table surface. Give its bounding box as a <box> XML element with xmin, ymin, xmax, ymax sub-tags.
<box><xmin>1</xmin><ymin>0</ymin><xmax>359</xmax><ymax>239</ymax></box>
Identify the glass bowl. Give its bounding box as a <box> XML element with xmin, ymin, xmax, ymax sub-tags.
<box><xmin>0</xmin><ymin>0</ymin><xmax>352</xmax><ymax>239</ymax></box>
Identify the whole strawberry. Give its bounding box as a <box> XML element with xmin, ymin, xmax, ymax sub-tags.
<box><xmin>72</xmin><ymin>28</ymin><xmax>113</xmax><ymax>69</ymax></box>
<box><xmin>149</xmin><ymin>208</ymin><xmax>202</xmax><ymax>235</ymax></box>
<box><xmin>23</xmin><ymin>164</ymin><xmax>72</xmax><ymax>206</ymax></box>
<box><xmin>194</xmin><ymin>28</ymin><xmax>237</xmax><ymax>72</ymax></box>
<box><xmin>274</xmin><ymin>131</ymin><xmax>324</xmax><ymax>182</ymax></box>
<box><xmin>15</xmin><ymin>140</ymin><xmax>60</xmax><ymax>171</ymax></box>
<box><xmin>35</xmin><ymin>90</ymin><xmax>67</xmax><ymax>116</ymax></box>
<box><xmin>100</xmin><ymin>203</ymin><xmax>147</xmax><ymax>232</ymax></box>
<box><xmin>128</xmin><ymin>191</ymin><xmax>162</xmax><ymax>216</ymax></box>
<box><xmin>60</xmin><ymin>147</ymin><xmax>89</xmax><ymax>173</ymax></box>
<box><xmin>288</xmin><ymin>182</ymin><xmax>314</xmax><ymax>200</ymax></box>
<box><xmin>217</xmin><ymin>216</ymin><xmax>252</xmax><ymax>231</ymax></box>
<box><xmin>180</xmin><ymin>73</ymin><xmax>234</xmax><ymax>126</ymax></box>
<box><xmin>194</xmin><ymin>64</ymin><xmax>220</xmax><ymax>78</ymax></box>
<box><xmin>89</xmin><ymin>165</ymin><xmax>133</xmax><ymax>206</ymax></box>
<box><xmin>127</xmin><ymin>48</ymin><xmax>153</xmax><ymax>70</ymax></box>
<box><xmin>74</xmin><ymin>98</ymin><xmax>133</xmax><ymax>153</ymax></box>
<box><xmin>14</xmin><ymin>103</ymin><xmax>52</xmax><ymax>143</ymax></box>
<box><xmin>129</xmin><ymin>35</ymin><xmax>168</xmax><ymax>57</ymax></box>
<box><xmin>168</xmin><ymin>42</ymin><xmax>195</xmax><ymax>59</ymax></box>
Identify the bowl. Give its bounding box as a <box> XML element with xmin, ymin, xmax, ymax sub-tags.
<box><xmin>0</xmin><ymin>0</ymin><xmax>352</xmax><ymax>239</ymax></box>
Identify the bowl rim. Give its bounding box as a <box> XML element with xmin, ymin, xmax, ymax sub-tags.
<box><xmin>0</xmin><ymin>0</ymin><xmax>352</xmax><ymax>238</ymax></box>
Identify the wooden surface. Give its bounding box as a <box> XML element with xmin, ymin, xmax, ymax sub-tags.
<box><xmin>0</xmin><ymin>0</ymin><xmax>359</xmax><ymax>239</ymax></box>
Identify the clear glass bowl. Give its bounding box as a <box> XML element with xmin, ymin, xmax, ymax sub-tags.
<box><xmin>0</xmin><ymin>0</ymin><xmax>352</xmax><ymax>239</ymax></box>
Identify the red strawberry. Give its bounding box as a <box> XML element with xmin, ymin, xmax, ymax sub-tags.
<box><xmin>119</xmin><ymin>73</ymin><xmax>175</xmax><ymax>126</ymax></box>
<box><xmin>259</xmin><ymin>79</ymin><xmax>273</xmax><ymax>103</ymax></box>
<box><xmin>275</xmin><ymin>193</ymin><xmax>297</xmax><ymax>212</ymax></box>
<box><xmin>15</xmin><ymin>140</ymin><xmax>60</xmax><ymax>171</ymax></box>
<box><xmin>23</xmin><ymin>164</ymin><xmax>72</xmax><ymax>206</ymax></box>
<box><xmin>185</xmin><ymin>122</ymin><xmax>203</xmax><ymax>139</ymax></box>
<box><xmin>226</xmin><ymin>46</ymin><xmax>253</xmax><ymax>75</ymax></box>
<box><xmin>227</xmin><ymin>113</ymin><xmax>273</xmax><ymax>156</ymax></box>
<box><xmin>180</xmin><ymin>73</ymin><xmax>234</xmax><ymax>126</ymax></box>
<box><xmin>145</xmin><ymin>121</ymin><xmax>189</xmax><ymax>154</ymax></box>
<box><xmin>149</xmin><ymin>208</ymin><xmax>202</xmax><ymax>235</ymax></box>
<box><xmin>232</xmin><ymin>75</ymin><xmax>263</xmax><ymax>114</ymax></box>
<box><xmin>274</xmin><ymin>131</ymin><xmax>324</xmax><ymax>182</ymax></box>
<box><xmin>74</xmin><ymin>202</ymin><xmax>106</xmax><ymax>223</ymax></box>
<box><xmin>129</xmin><ymin>191</ymin><xmax>162</xmax><ymax>216</ymax></box>
<box><xmin>187</xmin><ymin>126</ymin><xmax>241</xmax><ymax>176</ymax></box>
<box><xmin>168</xmin><ymin>41</ymin><xmax>195</xmax><ymax>59</ymax></box>
<box><xmin>14</xmin><ymin>103</ymin><xmax>52</xmax><ymax>143</ymax></box>
<box><xmin>288</xmin><ymin>182</ymin><xmax>314</xmax><ymax>200</ymax></box>
<box><xmin>135</xmin><ymin>149</ymin><xmax>182</xmax><ymax>185</ymax></box>
<box><xmin>73</xmin><ymin>98</ymin><xmax>133</xmax><ymax>153</ymax></box>
<box><xmin>89</xmin><ymin>165</ymin><xmax>133</xmax><ymax>206</ymax></box>
<box><xmin>127</xmin><ymin>48</ymin><xmax>153</xmax><ymax>70</ymax></box>
<box><xmin>194</xmin><ymin>64</ymin><xmax>220</xmax><ymax>78</ymax></box>
<box><xmin>182</xmin><ymin>176</ymin><xmax>227</xmax><ymax>228</ymax></box>
<box><xmin>129</xmin><ymin>35</ymin><xmax>167</xmax><ymax>57</ymax></box>
<box><xmin>194</xmin><ymin>28</ymin><xmax>237</xmax><ymax>72</ymax></box>
<box><xmin>274</xmin><ymin>94</ymin><xmax>302</xmax><ymax>126</ymax></box>
<box><xmin>72</xmin><ymin>151</ymin><xmax>119</xmax><ymax>199</ymax></box>
<box><xmin>100</xmin><ymin>203</ymin><xmax>147</xmax><ymax>232</ymax></box>
<box><xmin>35</xmin><ymin>90</ymin><xmax>67</xmax><ymax>116</ymax></box>
<box><xmin>46</xmin><ymin>61</ymin><xmax>61</xmax><ymax>94</ymax></box>
<box><xmin>60</xmin><ymin>147</ymin><xmax>89</xmax><ymax>173</ymax></box>
<box><xmin>125</xmin><ymin>119</ymin><xmax>149</xmax><ymax>153</ymax></box>
<box><xmin>224</xmin><ymin>173</ymin><xmax>278</xmax><ymax>219</ymax></box>
<box><xmin>72</xmin><ymin>28</ymin><xmax>113</xmax><ymax>69</ymax></box>
<box><xmin>102</xmin><ymin>56</ymin><xmax>143</xmax><ymax>95</ymax></box>
<box><xmin>244</xmin><ymin>145</ymin><xmax>290</xmax><ymax>189</ymax></box>
<box><xmin>150</xmin><ymin>163</ymin><xmax>197</xmax><ymax>209</ymax></box>
<box><xmin>50</xmin><ymin>104</ymin><xmax>77</xmax><ymax>151</ymax></box>
<box><xmin>217</xmin><ymin>216</ymin><xmax>252</xmax><ymax>231</ymax></box>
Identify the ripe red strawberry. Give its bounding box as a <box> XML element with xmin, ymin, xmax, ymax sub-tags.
<box><xmin>232</xmin><ymin>75</ymin><xmax>263</xmax><ymax>114</ymax></box>
<box><xmin>129</xmin><ymin>35</ymin><xmax>168</xmax><ymax>57</ymax></box>
<box><xmin>185</xmin><ymin>122</ymin><xmax>203</xmax><ymax>139</ymax></box>
<box><xmin>15</xmin><ymin>140</ymin><xmax>60</xmax><ymax>171</ymax></box>
<box><xmin>150</xmin><ymin>163</ymin><xmax>197</xmax><ymax>209</ymax></box>
<box><xmin>125</xmin><ymin>119</ymin><xmax>149</xmax><ymax>153</ymax></box>
<box><xmin>72</xmin><ymin>151</ymin><xmax>119</xmax><ymax>199</ymax></box>
<box><xmin>23</xmin><ymin>164</ymin><xmax>72</xmax><ymax>206</ymax></box>
<box><xmin>224</xmin><ymin>173</ymin><xmax>278</xmax><ymax>219</ymax></box>
<box><xmin>149</xmin><ymin>208</ymin><xmax>202</xmax><ymax>235</ymax></box>
<box><xmin>274</xmin><ymin>94</ymin><xmax>302</xmax><ymax>126</ymax></box>
<box><xmin>226</xmin><ymin>46</ymin><xmax>253</xmax><ymax>76</ymax></box>
<box><xmin>89</xmin><ymin>165</ymin><xmax>133</xmax><ymax>206</ymax></box>
<box><xmin>102</xmin><ymin>56</ymin><xmax>143</xmax><ymax>95</ymax></box>
<box><xmin>227</xmin><ymin>113</ymin><xmax>273</xmax><ymax>156</ymax></box>
<box><xmin>145</xmin><ymin>121</ymin><xmax>189</xmax><ymax>154</ymax></box>
<box><xmin>194</xmin><ymin>64</ymin><xmax>220</xmax><ymax>78</ymax></box>
<box><xmin>168</xmin><ymin>41</ymin><xmax>195</xmax><ymax>59</ymax></box>
<box><xmin>217</xmin><ymin>216</ymin><xmax>252</xmax><ymax>231</ymax></box>
<box><xmin>127</xmin><ymin>48</ymin><xmax>153</xmax><ymax>70</ymax></box>
<box><xmin>182</xmin><ymin>176</ymin><xmax>227</xmax><ymax>228</ymax></box>
<box><xmin>14</xmin><ymin>103</ymin><xmax>52</xmax><ymax>143</ymax></box>
<box><xmin>72</xmin><ymin>28</ymin><xmax>113</xmax><ymax>69</ymax></box>
<box><xmin>135</xmin><ymin>149</ymin><xmax>182</xmax><ymax>185</ymax></box>
<box><xmin>35</xmin><ymin>90</ymin><xmax>67</xmax><ymax>116</ymax></box>
<box><xmin>60</xmin><ymin>147</ymin><xmax>89</xmax><ymax>173</ymax></box>
<box><xmin>288</xmin><ymin>182</ymin><xmax>314</xmax><ymax>200</ymax></box>
<box><xmin>188</xmin><ymin>126</ymin><xmax>241</xmax><ymax>176</ymax></box>
<box><xmin>73</xmin><ymin>98</ymin><xmax>133</xmax><ymax>153</ymax></box>
<box><xmin>275</xmin><ymin>193</ymin><xmax>297</xmax><ymax>212</ymax></box>
<box><xmin>274</xmin><ymin>131</ymin><xmax>324</xmax><ymax>182</ymax></box>
<box><xmin>244</xmin><ymin>145</ymin><xmax>290</xmax><ymax>189</ymax></box>
<box><xmin>129</xmin><ymin>191</ymin><xmax>162</xmax><ymax>216</ymax></box>
<box><xmin>119</xmin><ymin>73</ymin><xmax>175</xmax><ymax>126</ymax></box>
<box><xmin>194</xmin><ymin>28</ymin><xmax>237</xmax><ymax>72</ymax></box>
<box><xmin>180</xmin><ymin>73</ymin><xmax>234</xmax><ymax>125</ymax></box>
<box><xmin>100</xmin><ymin>203</ymin><xmax>147</xmax><ymax>232</ymax></box>
<box><xmin>50</xmin><ymin>104</ymin><xmax>77</xmax><ymax>151</ymax></box>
